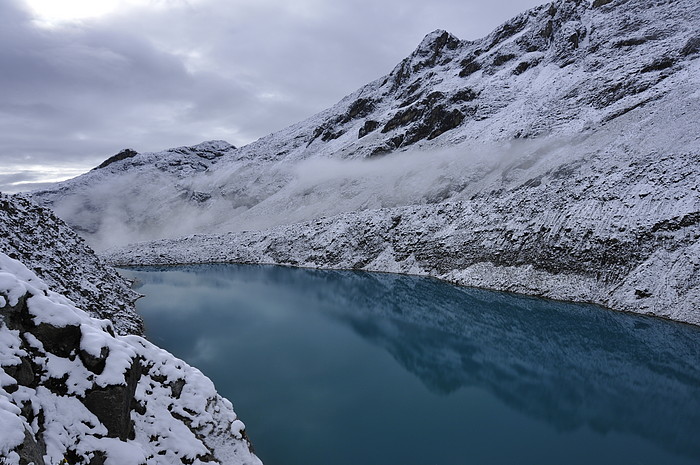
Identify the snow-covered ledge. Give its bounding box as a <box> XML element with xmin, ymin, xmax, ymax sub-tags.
<box><xmin>0</xmin><ymin>253</ymin><xmax>261</xmax><ymax>465</ymax></box>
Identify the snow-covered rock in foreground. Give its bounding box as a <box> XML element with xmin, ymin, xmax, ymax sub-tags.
<box><xmin>0</xmin><ymin>253</ymin><xmax>261</xmax><ymax>465</ymax></box>
<box><xmin>0</xmin><ymin>193</ymin><xmax>143</xmax><ymax>335</ymax></box>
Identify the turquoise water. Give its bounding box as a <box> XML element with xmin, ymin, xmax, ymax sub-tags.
<box><xmin>122</xmin><ymin>264</ymin><xmax>700</xmax><ymax>465</ymax></box>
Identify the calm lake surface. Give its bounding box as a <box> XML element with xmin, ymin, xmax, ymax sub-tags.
<box><xmin>121</xmin><ymin>264</ymin><xmax>700</xmax><ymax>465</ymax></box>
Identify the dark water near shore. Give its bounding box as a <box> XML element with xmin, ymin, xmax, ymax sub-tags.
<box><xmin>121</xmin><ymin>264</ymin><xmax>700</xmax><ymax>465</ymax></box>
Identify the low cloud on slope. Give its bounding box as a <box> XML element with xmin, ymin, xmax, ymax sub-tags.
<box><xmin>48</xmin><ymin>138</ymin><xmax>561</xmax><ymax>251</ymax></box>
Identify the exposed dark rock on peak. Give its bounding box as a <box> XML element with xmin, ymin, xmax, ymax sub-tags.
<box><xmin>486</xmin><ymin>12</ymin><xmax>529</xmax><ymax>50</ymax></box>
<box><xmin>311</xmin><ymin>121</ymin><xmax>345</xmax><ymax>143</ymax></box>
<box><xmin>386</xmin><ymin>30</ymin><xmax>462</xmax><ymax>91</ymax></box>
<box><xmin>492</xmin><ymin>53</ymin><xmax>517</xmax><ymax>67</ymax></box>
<box><xmin>592</xmin><ymin>0</ymin><xmax>614</xmax><ymax>7</ymax></box>
<box><xmin>311</xmin><ymin>98</ymin><xmax>378</xmax><ymax>143</ymax></box>
<box><xmin>414</xmin><ymin>29</ymin><xmax>461</xmax><ymax>63</ymax></box>
<box><xmin>84</xmin><ymin>140</ymin><xmax>236</xmax><ymax>179</ymax></box>
<box><xmin>458</xmin><ymin>56</ymin><xmax>482</xmax><ymax>77</ymax></box>
<box><xmin>358</xmin><ymin>120</ymin><xmax>380</xmax><ymax>138</ymax></box>
<box><xmin>94</xmin><ymin>148</ymin><xmax>138</xmax><ymax>170</ymax></box>
<box><xmin>451</xmin><ymin>88</ymin><xmax>478</xmax><ymax>102</ymax></box>
<box><xmin>342</xmin><ymin>97</ymin><xmax>377</xmax><ymax>123</ymax></box>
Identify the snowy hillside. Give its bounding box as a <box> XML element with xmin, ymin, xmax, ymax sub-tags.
<box><xmin>0</xmin><ymin>193</ymin><xmax>142</xmax><ymax>335</ymax></box>
<box><xmin>34</xmin><ymin>0</ymin><xmax>700</xmax><ymax>323</ymax></box>
<box><xmin>32</xmin><ymin>0</ymin><xmax>700</xmax><ymax>249</ymax></box>
<box><xmin>0</xmin><ymin>253</ymin><xmax>261</xmax><ymax>464</ymax></box>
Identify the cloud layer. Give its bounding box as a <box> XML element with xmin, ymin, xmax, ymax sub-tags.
<box><xmin>0</xmin><ymin>0</ymin><xmax>543</xmax><ymax>192</ymax></box>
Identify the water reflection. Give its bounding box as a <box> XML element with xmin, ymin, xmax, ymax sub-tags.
<box><xmin>123</xmin><ymin>264</ymin><xmax>700</xmax><ymax>463</ymax></box>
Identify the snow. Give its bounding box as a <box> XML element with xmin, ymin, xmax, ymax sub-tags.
<box><xmin>0</xmin><ymin>252</ymin><xmax>262</xmax><ymax>464</ymax></box>
<box><xmin>0</xmin><ymin>397</ymin><xmax>24</xmax><ymax>454</ymax></box>
<box><xmin>82</xmin><ymin>438</ymin><xmax>146</xmax><ymax>465</ymax></box>
<box><xmin>0</xmin><ymin>193</ymin><xmax>143</xmax><ymax>335</ymax></box>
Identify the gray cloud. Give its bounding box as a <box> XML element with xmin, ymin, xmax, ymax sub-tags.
<box><xmin>0</xmin><ymin>0</ymin><xmax>544</xmax><ymax>193</ymax></box>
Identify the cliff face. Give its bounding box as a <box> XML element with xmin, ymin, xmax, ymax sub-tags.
<box><xmin>33</xmin><ymin>0</ymin><xmax>700</xmax><ymax>323</ymax></box>
<box><xmin>0</xmin><ymin>193</ymin><xmax>142</xmax><ymax>335</ymax></box>
<box><xmin>0</xmin><ymin>254</ymin><xmax>260</xmax><ymax>465</ymax></box>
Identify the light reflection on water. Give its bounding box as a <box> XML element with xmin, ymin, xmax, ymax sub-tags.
<box><xmin>121</xmin><ymin>264</ymin><xmax>700</xmax><ymax>465</ymax></box>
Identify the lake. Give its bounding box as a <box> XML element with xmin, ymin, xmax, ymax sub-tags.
<box><xmin>121</xmin><ymin>264</ymin><xmax>700</xmax><ymax>465</ymax></box>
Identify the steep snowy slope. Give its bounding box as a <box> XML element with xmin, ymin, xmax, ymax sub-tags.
<box><xmin>35</xmin><ymin>0</ymin><xmax>700</xmax><ymax>323</ymax></box>
<box><xmin>0</xmin><ymin>193</ymin><xmax>142</xmax><ymax>335</ymax></box>
<box><xmin>0</xmin><ymin>253</ymin><xmax>261</xmax><ymax>464</ymax></box>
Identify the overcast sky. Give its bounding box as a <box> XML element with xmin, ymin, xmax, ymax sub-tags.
<box><xmin>0</xmin><ymin>0</ymin><xmax>545</xmax><ymax>192</ymax></box>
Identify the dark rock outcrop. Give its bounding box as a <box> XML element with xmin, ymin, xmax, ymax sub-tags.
<box><xmin>15</xmin><ymin>429</ymin><xmax>46</xmax><ymax>465</ymax></box>
<box><xmin>94</xmin><ymin>148</ymin><xmax>138</xmax><ymax>171</ymax></box>
<box><xmin>30</xmin><ymin>322</ymin><xmax>82</xmax><ymax>358</ymax></box>
<box><xmin>358</xmin><ymin>120</ymin><xmax>380</xmax><ymax>138</ymax></box>
<box><xmin>83</xmin><ymin>360</ymin><xmax>142</xmax><ymax>440</ymax></box>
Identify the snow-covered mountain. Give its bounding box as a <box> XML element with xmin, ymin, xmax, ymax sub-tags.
<box><xmin>34</xmin><ymin>0</ymin><xmax>700</xmax><ymax>323</ymax></box>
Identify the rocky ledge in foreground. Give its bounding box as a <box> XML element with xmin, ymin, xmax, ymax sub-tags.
<box><xmin>0</xmin><ymin>252</ymin><xmax>261</xmax><ymax>465</ymax></box>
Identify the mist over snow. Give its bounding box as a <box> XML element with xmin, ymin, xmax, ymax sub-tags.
<box><xmin>45</xmin><ymin>139</ymin><xmax>553</xmax><ymax>250</ymax></box>
<box><xmin>228</xmin><ymin>139</ymin><xmax>550</xmax><ymax>229</ymax></box>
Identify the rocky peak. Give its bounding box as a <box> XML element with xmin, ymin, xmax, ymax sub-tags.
<box><xmin>168</xmin><ymin>139</ymin><xmax>236</xmax><ymax>160</ymax></box>
<box><xmin>88</xmin><ymin>141</ymin><xmax>236</xmax><ymax>175</ymax></box>
<box><xmin>415</xmin><ymin>29</ymin><xmax>462</xmax><ymax>58</ymax></box>
<box><xmin>385</xmin><ymin>29</ymin><xmax>462</xmax><ymax>92</ymax></box>
<box><xmin>93</xmin><ymin>148</ymin><xmax>139</xmax><ymax>171</ymax></box>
